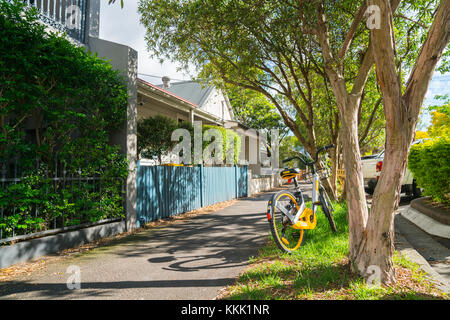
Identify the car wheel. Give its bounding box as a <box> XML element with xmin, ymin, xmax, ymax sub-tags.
<box><xmin>412</xmin><ymin>180</ymin><xmax>422</xmax><ymax>198</ymax></box>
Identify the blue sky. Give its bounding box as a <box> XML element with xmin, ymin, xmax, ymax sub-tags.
<box><xmin>99</xmin><ymin>1</ymin><xmax>449</xmax><ymax>129</ymax></box>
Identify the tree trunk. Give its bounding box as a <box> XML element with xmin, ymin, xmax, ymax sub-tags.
<box><xmin>354</xmin><ymin>120</ymin><xmax>414</xmax><ymax>283</ymax></box>
<box><xmin>356</xmin><ymin>0</ymin><xmax>450</xmax><ymax>284</ymax></box>
<box><xmin>329</xmin><ymin>140</ymin><xmax>339</xmax><ymax>200</ymax></box>
<box><xmin>338</xmin><ymin>95</ymin><xmax>368</xmax><ymax>264</ymax></box>
<box><xmin>302</xmin><ymin>143</ymin><xmax>337</xmax><ymax>201</ymax></box>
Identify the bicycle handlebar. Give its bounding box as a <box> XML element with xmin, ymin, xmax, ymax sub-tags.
<box><xmin>282</xmin><ymin>144</ymin><xmax>335</xmax><ymax>167</ymax></box>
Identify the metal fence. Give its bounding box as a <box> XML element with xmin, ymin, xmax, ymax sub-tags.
<box><xmin>19</xmin><ymin>0</ymin><xmax>88</xmax><ymax>43</ymax></box>
<box><xmin>0</xmin><ymin>158</ymin><xmax>126</xmax><ymax>241</ymax></box>
<box><xmin>137</xmin><ymin>164</ymin><xmax>248</xmax><ymax>225</ymax></box>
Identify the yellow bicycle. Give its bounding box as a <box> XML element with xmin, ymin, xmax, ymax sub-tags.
<box><xmin>267</xmin><ymin>145</ymin><xmax>337</xmax><ymax>253</ymax></box>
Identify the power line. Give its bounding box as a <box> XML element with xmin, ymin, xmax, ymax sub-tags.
<box><xmin>137</xmin><ymin>72</ymin><xmax>191</xmax><ymax>82</ymax></box>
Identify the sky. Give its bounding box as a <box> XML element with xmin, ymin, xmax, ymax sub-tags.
<box><xmin>99</xmin><ymin>1</ymin><xmax>449</xmax><ymax>128</ymax></box>
<box><xmin>99</xmin><ymin>0</ymin><xmax>193</xmax><ymax>85</ymax></box>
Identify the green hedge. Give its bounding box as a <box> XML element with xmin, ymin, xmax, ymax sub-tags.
<box><xmin>408</xmin><ymin>137</ymin><xmax>450</xmax><ymax>204</ymax></box>
<box><xmin>202</xmin><ymin>124</ymin><xmax>241</xmax><ymax>164</ymax></box>
<box><xmin>0</xmin><ymin>0</ymin><xmax>129</xmax><ymax>238</ymax></box>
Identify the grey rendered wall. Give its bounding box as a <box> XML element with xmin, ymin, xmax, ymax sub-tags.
<box><xmin>87</xmin><ymin>37</ymin><xmax>138</xmax><ymax>231</ymax></box>
<box><xmin>86</xmin><ymin>0</ymin><xmax>100</xmax><ymax>39</ymax></box>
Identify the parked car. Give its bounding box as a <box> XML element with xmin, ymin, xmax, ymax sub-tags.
<box><xmin>362</xmin><ymin>140</ymin><xmax>425</xmax><ymax>196</ymax></box>
<box><xmin>361</xmin><ymin>151</ymin><xmax>384</xmax><ymax>194</ymax></box>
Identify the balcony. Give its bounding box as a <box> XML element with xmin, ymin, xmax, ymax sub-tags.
<box><xmin>21</xmin><ymin>0</ymin><xmax>89</xmax><ymax>44</ymax></box>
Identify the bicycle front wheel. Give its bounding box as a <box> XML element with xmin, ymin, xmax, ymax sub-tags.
<box><xmin>319</xmin><ymin>190</ymin><xmax>337</xmax><ymax>233</ymax></box>
<box><xmin>268</xmin><ymin>191</ymin><xmax>304</xmax><ymax>253</ymax></box>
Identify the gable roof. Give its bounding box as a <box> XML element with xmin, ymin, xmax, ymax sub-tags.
<box><xmin>139</xmin><ymin>78</ymin><xmax>198</xmax><ymax>108</ymax></box>
<box><xmin>156</xmin><ymin>80</ymin><xmax>215</xmax><ymax>107</ymax></box>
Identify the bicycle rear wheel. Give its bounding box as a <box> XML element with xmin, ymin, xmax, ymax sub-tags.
<box><xmin>319</xmin><ymin>190</ymin><xmax>337</xmax><ymax>233</ymax></box>
<box><xmin>268</xmin><ymin>191</ymin><xmax>304</xmax><ymax>253</ymax></box>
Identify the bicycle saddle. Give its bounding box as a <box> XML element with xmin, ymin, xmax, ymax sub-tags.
<box><xmin>280</xmin><ymin>168</ymin><xmax>300</xmax><ymax>180</ymax></box>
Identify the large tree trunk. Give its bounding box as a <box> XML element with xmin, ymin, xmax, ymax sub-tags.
<box><xmin>355</xmin><ymin>0</ymin><xmax>450</xmax><ymax>284</ymax></box>
<box><xmin>338</xmin><ymin>95</ymin><xmax>368</xmax><ymax>263</ymax></box>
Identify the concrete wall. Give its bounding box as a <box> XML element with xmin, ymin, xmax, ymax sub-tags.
<box><xmin>0</xmin><ymin>221</ymin><xmax>126</xmax><ymax>269</ymax></box>
<box><xmin>87</xmin><ymin>37</ymin><xmax>138</xmax><ymax>231</ymax></box>
<box><xmin>247</xmin><ymin>170</ymin><xmax>285</xmax><ymax>196</ymax></box>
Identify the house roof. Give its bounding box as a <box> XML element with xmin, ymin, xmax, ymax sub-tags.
<box><xmin>156</xmin><ymin>80</ymin><xmax>215</xmax><ymax>107</ymax></box>
<box><xmin>137</xmin><ymin>78</ymin><xmax>224</xmax><ymax>125</ymax></box>
<box><xmin>138</xmin><ymin>78</ymin><xmax>198</xmax><ymax>108</ymax></box>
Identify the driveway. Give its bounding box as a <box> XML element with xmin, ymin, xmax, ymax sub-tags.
<box><xmin>0</xmin><ymin>192</ymin><xmax>274</xmax><ymax>300</ymax></box>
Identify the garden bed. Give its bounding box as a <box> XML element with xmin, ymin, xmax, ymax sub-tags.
<box><xmin>411</xmin><ymin>197</ymin><xmax>450</xmax><ymax>226</ymax></box>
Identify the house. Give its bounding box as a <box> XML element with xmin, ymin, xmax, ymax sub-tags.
<box><xmin>139</xmin><ymin>77</ymin><xmax>271</xmax><ymax>175</ymax></box>
<box><xmin>155</xmin><ymin>77</ymin><xmax>235</xmax><ymax>124</ymax></box>
<box><xmin>137</xmin><ymin>78</ymin><xmax>227</xmax><ymax>126</ymax></box>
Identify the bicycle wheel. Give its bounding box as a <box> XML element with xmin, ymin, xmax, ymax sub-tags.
<box><xmin>319</xmin><ymin>190</ymin><xmax>337</xmax><ymax>233</ymax></box>
<box><xmin>268</xmin><ymin>191</ymin><xmax>304</xmax><ymax>253</ymax></box>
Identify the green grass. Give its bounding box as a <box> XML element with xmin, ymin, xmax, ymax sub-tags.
<box><xmin>221</xmin><ymin>202</ymin><xmax>447</xmax><ymax>300</ymax></box>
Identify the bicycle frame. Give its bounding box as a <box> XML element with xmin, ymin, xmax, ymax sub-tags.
<box><xmin>275</xmin><ymin>172</ymin><xmax>322</xmax><ymax>226</ymax></box>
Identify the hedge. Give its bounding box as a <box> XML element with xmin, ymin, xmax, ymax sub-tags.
<box><xmin>0</xmin><ymin>0</ymin><xmax>129</xmax><ymax>238</ymax></box>
<box><xmin>408</xmin><ymin>137</ymin><xmax>450</xmax><ymax>204</ymax></box>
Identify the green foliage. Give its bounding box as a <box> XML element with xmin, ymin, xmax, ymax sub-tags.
<box><xmin>0</xmin><ymin>0</ymin><xmax>129</xmax><ymax>237</ymax></box>
<box><xmin>137</xmin><ymin>115</ymin><xmax>178</xmax><ymax>161</ymax></box>
<box><xmin>137</xmin><ymin>113</ymin><xmax>242</xmax><ymax>164</ymax></box>
<box><xmin>202</xmin><ymin>124</ymin><xmax>241</xmax><ymax>164</ymax></box>
<box><xmin>426</xmin><ymin>100</ymin><xmax>450</xmax><ymax>138</ymax></box>
<box><xmin>408</xmin><ymin>137</ymin><xmax>450</xmax><ymax>204</ymax></box>
<box><xmin>226</xmin><ymin>85</ymin><xmax>286</xmax><ymax>133</ymax></box>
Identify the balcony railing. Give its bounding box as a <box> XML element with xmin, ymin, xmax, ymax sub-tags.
<box><xmin>22</xmin><ymin>0</ymin><xmax>88</xmax><ymax>43</ymax></box>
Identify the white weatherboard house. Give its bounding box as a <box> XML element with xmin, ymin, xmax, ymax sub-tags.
<box><xmin>137</xmin><ymin>78</ymin><xmax>233</xmax><ymax>126</ymax></box>
<box><xmin>157</xmin><ymin>77</ymin><xmax>235</xmax><ymax>124</ymax></box>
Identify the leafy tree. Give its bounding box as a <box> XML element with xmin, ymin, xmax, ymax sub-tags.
<box><xmin>415</xmin><ymin>130</ymin><xmax>429</xmax><ymax>140</ymax></box>
<box><xmin>360</xmin><ymin>0</ymin><xmax>449</xmax><ymax>283</ymax></box>
<box><xmin>409</xmin><ymin>137</ymin><xmax>450</xmax><ymax>204</ymax></box>
<box><xmin>138</xmin><ymin>0</ymin><xmax>449</xmax><ymax>283</ymax></box>
<box><xmin>108</xmin><ymin>0</ymin><xmax>124</xmax><ymax>7</ymax></box>
<box><xmin>427</xmin><ymin>100</ymin><xmax>450</xmax><ymax>138</ymax></box>
<box><xmin>226</xmin><ymin>85</ymin><xmax>287</xmax><ymax>134</ymax></box>
<box><xmin>137</xmin><ymin>115</ymin><xmax>178</xmax><ymax>162</ymax></box>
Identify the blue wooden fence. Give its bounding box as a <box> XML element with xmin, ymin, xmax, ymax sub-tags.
<box><xmin>137</xmin><ymin>164</ymin><xmax>248</xmax><ymax>226</ymax></box>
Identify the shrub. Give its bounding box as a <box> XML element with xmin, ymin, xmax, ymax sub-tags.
<box><xmin>408</xmin><ymin>137</ymin><xmax>450</xmax><ymax>204</ymax></box>
<box><xmin>202</xmin><ymin>124</ymin><xmax>241</xmax><ymax>164</ymax></box>
<box><xmin>0</xmin><ymin>0</ymin><xmax>129</xmax><ymax>237</ymax></box>
<box><xmin>137</xmin><ymin>115</ymin><xmax>178</xmax><ymax>162</ymax></box>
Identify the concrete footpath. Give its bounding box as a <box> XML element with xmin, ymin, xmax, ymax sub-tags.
<box><xmin>0</xmin><ymin>192</ymin><xmax>273</xmax><ymax>300</ymax></box>
<box><xmin>395</xmin><ymin>208</ymin><xmax>450</xmax><ymax>293</ymax></box>
<box><xmin>1</xmin><ymin>184</ymin><xmax>448</xmax><ymax>299</ymax></box>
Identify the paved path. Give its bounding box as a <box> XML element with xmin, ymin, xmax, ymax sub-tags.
<box><xmin>395</xmin><ymin>212</ymin><xmax>450</xmax><ymax>292</ymax></box>
<box><xmin>0</xmin><ymin>192</ymin><xmax>274</xmax><ymax>300</ymax></box>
